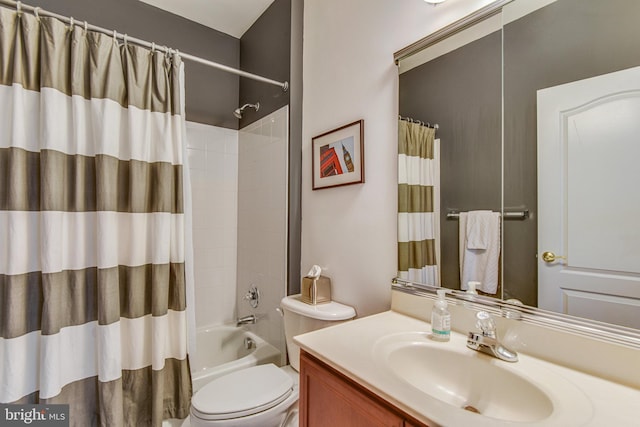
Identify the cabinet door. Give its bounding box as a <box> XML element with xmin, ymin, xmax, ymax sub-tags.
<box><xmin>299</xmin><ymin>351</ymin><xmax>405</xmax><ymax>427</ymax></box>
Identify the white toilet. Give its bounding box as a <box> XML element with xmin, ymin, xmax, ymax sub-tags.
<box><xmin>184</xmin><ymin>294</ymin><xmax>356</xmax><ymax>427</ymax></box>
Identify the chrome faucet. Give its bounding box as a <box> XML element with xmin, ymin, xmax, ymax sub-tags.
<box><xmin>467</xmin><ymin>311</ymin><xmax>518</xmax><ymax>363</ymax></box>
<box><xmin>236</xmin><ymin>314</ymin><xmax>257</xmax><ymax>326</ymax></box>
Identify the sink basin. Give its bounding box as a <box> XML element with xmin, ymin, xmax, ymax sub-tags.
<box><xmin>386</xmin><ymin>341</ymin><xmax>552</xmax><ymax>422</ymax></box>
<box><xmin>373</xmin><ymin>332</ymin><xmax>593</xmax><ymax>425</ymax></box>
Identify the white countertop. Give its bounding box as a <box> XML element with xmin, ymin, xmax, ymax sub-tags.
<box><xmin>294</xmin><ymin>310</ymin><xmax>640</xmax><ymax>427</ymax></box>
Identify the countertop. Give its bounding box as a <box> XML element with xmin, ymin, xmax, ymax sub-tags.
<box><xmin>294</xmin><ymin>310</ymin><xmax>640</xmax><ymax>427</ymax></box>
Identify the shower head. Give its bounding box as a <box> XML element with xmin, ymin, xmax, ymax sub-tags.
<box><xmin>233</xmin><ymin>102</ymin><xmax>260</xmax><ymax>119</ymax></box>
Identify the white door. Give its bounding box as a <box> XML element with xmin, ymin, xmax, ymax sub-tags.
<box><xmin>537</xmin><ymin>66</ymin><xmax>640</xmax><ymax>329</ymax></box>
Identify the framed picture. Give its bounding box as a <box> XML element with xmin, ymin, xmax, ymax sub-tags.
<box><xmin>312</xmin><ymin>119</ymin><xmax>365</xmax><ymax>190</ymax></box>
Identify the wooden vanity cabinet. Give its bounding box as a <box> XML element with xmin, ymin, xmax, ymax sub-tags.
<box><xmin>299</xmin><ymin>350</ymin><xmax>430</xmax><ymax>427</ymax></box>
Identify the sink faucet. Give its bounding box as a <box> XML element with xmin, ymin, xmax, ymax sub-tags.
<box><xmin>467</xmin><ymin>311</ymin><xmax>518</xmax><ymax>363</ymax></box>
<box><xmin>236</xmin><ymin>314</ymin><xmax>257</xmax><ymax>326</ymax></box>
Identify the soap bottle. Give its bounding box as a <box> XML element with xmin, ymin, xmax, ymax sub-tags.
<box><xmin>467</xmin><ymin>281</ymin><xmax>480</xmax><ymax>296</ymax></box>
<box><xmin>431</xmin><ymin>289</ymin><xmax>451</xmax><ymax>341</ymax></box>
<box><xmin>463</xmin><ymin>281</ymin><xmax>480</xmax><ymax>308</ymax></box>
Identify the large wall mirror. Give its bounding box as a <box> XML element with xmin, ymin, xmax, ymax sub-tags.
<box><xmin>396</xmin><ymin>0</ymin><xmax>640</xmax><ymax>330</ymax></box>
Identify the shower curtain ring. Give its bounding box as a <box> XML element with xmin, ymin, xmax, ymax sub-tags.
<box><xmin>33</xmin><ymin>6</ymin><xmax>40</xmax><ymax>20</ymax></box>
<box><xmin>16</xmin><ymin>1</ymin><xmax>22</xmax><ymax>15</ymax></box>
<box><xmin>69</xmin><ymin>17</ymin><xmax>74</xmax><ymax>31</ymax></box>
<box><xmin>151</xmin><ymin>42</ymin><xmax>156</xmax><ymax>53</ymax></box>
<box><xmin>84</xmin><ymin>21</ymin><xmax>88</xmax><ymax>32</ymax></box>
<box><xmin>123</xmin><ymin>34</ymin><xmax>128</xmax><ymax>46</ymax></box>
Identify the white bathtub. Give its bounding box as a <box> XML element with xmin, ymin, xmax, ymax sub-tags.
<box><xmin>190</xmin><ymin>325</ymin><xmax>281</xmax><ymax>392</ymax></box>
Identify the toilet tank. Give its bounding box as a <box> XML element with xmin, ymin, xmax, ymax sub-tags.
<box><xmin>280</xmin><ymin>295</ymin><xmax>356</xmax><ymax>371</ymax></box>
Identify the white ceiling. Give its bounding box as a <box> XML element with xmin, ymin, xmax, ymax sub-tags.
<box><xmin>139</xmin><ymin>0</ymin><xmax>276</xmax><ymax>38</ymax></box>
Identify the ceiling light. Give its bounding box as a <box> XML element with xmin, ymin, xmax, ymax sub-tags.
<box><xmin>424</xmin><ymin>0</ymin><xmax>447</xmax><ymax>4</ymax></box>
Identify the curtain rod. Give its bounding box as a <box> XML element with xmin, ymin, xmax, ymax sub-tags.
<box><xmin>399</xmin><ymin>115</ymin><xmax>439</xmax><ymax>130</ymax></box>
<box><xmin>0</xmin><ymin>0</ymin><xmax>289</xmax><ymax>92</ymax></box>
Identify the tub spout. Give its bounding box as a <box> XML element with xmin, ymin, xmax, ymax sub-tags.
<box><xmin>236</xmin><ymin>314</ymin><xmax>257</xmax><ymax>326</ymax></box>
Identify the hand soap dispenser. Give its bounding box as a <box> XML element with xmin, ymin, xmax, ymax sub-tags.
<box><xmin>431</xmin><ymin>289</ymin><xmax>451</xmax><ymax>342</ymax></box>
<box><xmin>463</xmin><ymin>281</ymin><xmax>480</xmax><ymax>308</ymax></box>
<box><xmin>467</xmin><ymin>281</ymin><xmax>480</xmax><ymax>296</ymax></box>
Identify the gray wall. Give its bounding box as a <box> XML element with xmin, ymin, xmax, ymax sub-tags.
<box><xmin>27</xmin><ymin>0</ymin><xmax>240</xmax><ymax>129</ymax></box>
<box><xmin>288</xmin><ymin>0</ymin><xmax>303</xmax><ymax>295</ymax></box>
<box><xmin>399</xmin><ymin>32</ymin><xmax>502</xmax><ymax>291</ymax></box>
<box><xmin>239</xmin><ymin>0</ymin><xmax>291</xmax><ymax>128</ymax></box>
<box><xmin>503</xmin><ymin>0</ymin><xmax>640</xmax><ymax>305</ymax></box>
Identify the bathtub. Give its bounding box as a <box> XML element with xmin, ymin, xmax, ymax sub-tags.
<box><xmin>190</xmin><ymin>325</ymin><xmax>281</xmax><ymax>392</ymax></box>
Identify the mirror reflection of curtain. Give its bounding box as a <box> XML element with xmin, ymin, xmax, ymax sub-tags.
<box><xmin>398</xmin><ymin>120</ymin><xmax>439</xmax><ymax>285</ymax></box>
<box><xmin>0</xmin><ymin>7</ymin><xmax>192</xmax><ymax>425</ymax></box>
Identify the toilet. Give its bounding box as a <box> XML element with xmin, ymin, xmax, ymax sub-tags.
<box><xmin>184</xmin><ymin>294</ymin><xmax>356</xmax><ymax>427</ymax></box>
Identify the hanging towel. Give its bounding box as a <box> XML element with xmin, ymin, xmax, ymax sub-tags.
<box><xmin>459</xmin><ymin>211</ymin><xmax>501</xmax><ymax>294</ymax></box>
<box><xmin>466</xmin><ymin>210</ymin><xmax>494</xmax><ymax>249</ymax></box>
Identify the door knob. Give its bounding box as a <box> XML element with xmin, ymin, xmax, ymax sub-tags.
<box><xmin>541</xmin><ymin>251</ymin><xmax>566</xmax><ymax>263</ymax></box>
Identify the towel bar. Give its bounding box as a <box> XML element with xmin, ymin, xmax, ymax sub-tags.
<box><xmin>446</xmin><ymin>210</ymin><xmax>529</xmax><ymax>220</ymax></box>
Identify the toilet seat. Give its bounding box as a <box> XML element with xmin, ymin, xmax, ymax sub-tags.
<box><xmin>191</xmin><ymin>364</ymin><xmax>294</xmax><ymax>421</ymax></box>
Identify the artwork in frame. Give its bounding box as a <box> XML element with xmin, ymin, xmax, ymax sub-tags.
<box><xmin>312</xmin><ymin>119</ymin><xmax>365</xmax><ymax>190</ymax></box>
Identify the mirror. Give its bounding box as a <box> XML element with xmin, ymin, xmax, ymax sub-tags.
<box><xmin>397</xmin><ymin>0</ymin><xmax>640</xmax><ymax>329</ymax></box>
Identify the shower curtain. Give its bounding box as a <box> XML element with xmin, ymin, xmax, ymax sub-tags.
<box><xmin>0</xmin><ymin>7</ymin><xmax>192</xmax><ymax>426</ymax></box>
<box><xmin>398</xmin><ymin>120</ymin><xmax>439</xmax><ymax>285</ymax></box>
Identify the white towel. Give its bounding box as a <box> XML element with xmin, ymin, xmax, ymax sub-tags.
<box><xmin>459</xmin><ymin>211</ymin><xmax>501</xmax><ymax>294</ymax></box>
<box><xmin>466</xmin><ymin>210</ymin><xmax>494</xmax><ymax>249</ymax></box>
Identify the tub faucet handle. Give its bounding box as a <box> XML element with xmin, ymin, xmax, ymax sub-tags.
<box><xmin>244</xmin><ymin>285</ymin><xmax>260</xmax><ymax>308</ymax></box>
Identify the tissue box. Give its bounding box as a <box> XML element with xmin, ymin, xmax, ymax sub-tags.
<box><xmin>301</xmin><ymin>275</ymin><xmax>331</xmax><ymax>305</ymax></box>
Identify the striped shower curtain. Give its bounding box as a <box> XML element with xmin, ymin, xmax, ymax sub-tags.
<box><xmin>0</xmin><ymin>7</ymin><xmax>192</xmax><ymax>426</ymax></box>
<box><xmin>398</xmin><ymin>120</ymin><xmax>439</xmax><ymax>285</ymax></box>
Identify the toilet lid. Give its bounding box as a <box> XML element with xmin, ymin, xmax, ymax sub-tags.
<box><xmin>191</xmin><ymin>364</ymin><xmax>293</xmax><ymax>421</ymax></box>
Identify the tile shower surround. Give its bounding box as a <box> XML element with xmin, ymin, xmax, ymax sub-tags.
<box><xmin>186</xmin><ymin>106</ymin><xmax>289</xmax><ymax>363</ymax></box>
<box><xmin>186</xmin><ymin>121</ymin><xmax>239</xmax><ymax>328</ymax></box>
<box><xmin>236</xmin><ymin>107</ymin><xmax>289</xmax><ymax>365</ymax></box>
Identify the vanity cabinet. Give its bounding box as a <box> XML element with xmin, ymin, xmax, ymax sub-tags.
<box><xmin>299</xmin><ymin>350</ymin><xmax>429</xmax><ymax>427</ymax></box>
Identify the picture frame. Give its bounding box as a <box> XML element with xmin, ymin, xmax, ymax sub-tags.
<box><xmin>312</xmin><ymin>119</ymin><xmax>365</xmax><ymax>190</ymax></box>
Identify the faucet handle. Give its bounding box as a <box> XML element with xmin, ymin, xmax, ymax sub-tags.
<box><xmin>475</xmin><ymin>311</ymin><xmax>496</xmax><ymax>336</ymax></box>
<box><xmin>243</xmin><ymin>285</ymin><xmax>260</xmax><ymax>308</ymax></box>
